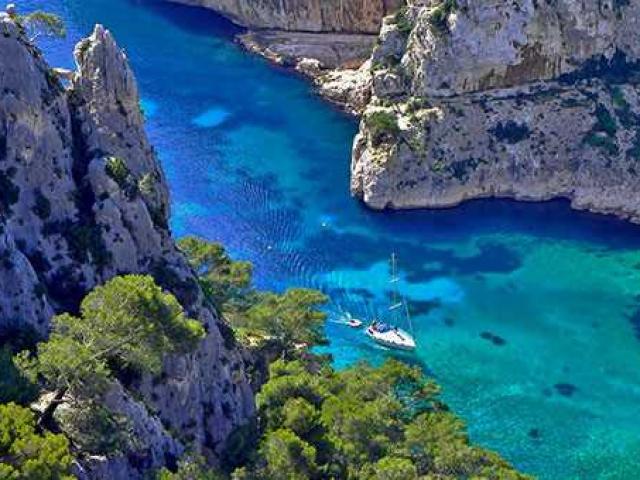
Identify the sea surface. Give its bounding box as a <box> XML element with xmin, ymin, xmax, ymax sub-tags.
<box><xmin>26</xmin><ymin>0</ymin><xmax>640</xmax><ymax>477</ymax></box>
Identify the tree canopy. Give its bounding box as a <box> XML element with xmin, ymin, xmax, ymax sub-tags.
<box><xmin>20</xmin><ymin>275</ymin><xmax>205</xmax><ymax>399</ymax></box>
<box><xmin>178</xmin><ymin>236</ymin><xmax>253</xmax><ymax>309</ymax></box>
<box><xmin>226</xmin><ymin>358</ymin><xmax>530</xmax><ymax>480</ymax></box>
<box><xmin>0</xmin><ymin>403</ymin><xmax>73</xmax><ymax>480</ymax></box>
<box><xmin>18</xmin><ymin>11</ymin><xmax>66</xmax><ymax>41</ymax></box>
<box><xmin>179</xmin><ymin>237</ymin><xmax>328</xmax><ymax>354</ymax></box>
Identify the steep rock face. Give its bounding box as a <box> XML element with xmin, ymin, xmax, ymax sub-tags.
<box><xmin>404</xmin><ymin>0</ymin><xmax>640</xmax><ymax>96</ymax></box>
<box><xmin>169</xmin><ymin>0</ymin><xmax>403</xmax><ymax>72</ymax></box>
<box><xmin>352</xmin><ymin>0</ymin><xmax>640</xmax><ymax>222</ymax></box>
<box><xmin>171</xmin><ymin>0</ymin><xmax>402</xmax><ymax>33</ymax></box>
<box><xmin>0</xmin><ymin>19</ymin><xmax>254</xmax><ymax>477</ymax></box>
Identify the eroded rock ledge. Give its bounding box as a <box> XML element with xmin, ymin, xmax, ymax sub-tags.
<box><xmin>0</xmin><ymin>19</ymin><xmax>254</xmax><ymax>478</ymax></box>
<box><xmin>167</xmin><ymin>0</ymin><xmax>403</xmax><ymax>112</ymax></box>
<box><xmin>352</xmin><ymin>0</ymin><xmax>640</xmax><ymax>223</ymax></box>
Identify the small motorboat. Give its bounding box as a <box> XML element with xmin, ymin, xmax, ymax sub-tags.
<box><xmin>348</xmin><ymin>318</ymin><xmax>363</xmax><ymax>328</ymax></box>
<box><xmin>343</xmin><ymin>312</ymin><xmax>363</xmax><ymax>328</ymax></box>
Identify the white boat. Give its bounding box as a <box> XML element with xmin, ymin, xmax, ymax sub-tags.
<box><xmin>366</xmin><ymin>323</ymin><xmax>416</xmax><ymax>350</ymax></box>
<box><xmin>365</xmin><ymin>253</ymin><xmax>417</xmax><ymax>351</ymax></box>
<box><xmin>343</xmin><ymin>312</ymin><xmax>363</xmax><ymax>328</ymax></box>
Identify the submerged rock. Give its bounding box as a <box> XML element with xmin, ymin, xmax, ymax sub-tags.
<box><xmin>0</xmin><ymin>18</ymin><xmax>254</xmax><ymax>478</ymax></box>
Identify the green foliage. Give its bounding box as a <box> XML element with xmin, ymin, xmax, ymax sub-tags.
<box><xmin>362</xmin><ymin>457</ymin><xmax>417</xmax><ymax>480</ymax></box>
<box><xmin>138</xmin><ymin>172</ymin><xmax>157</xmax><ymax>197</ymax></box>
<box><xmin>393</xmin><ymin>7</ymin><xmax>413</xmax><ymax>36</ymax></box>
<box><xmin>244</xmin><ymin>289</ymin><xmax>328</xmax><ymax>352</ymax></box>
<box><xmin>594</xmin><ymin>103</ymin><xmax>618</xmax><ymax>136</ymax></box>
<box><xmin>235</xmin><ymin>358</ymin><xmax>529</xmax><ymax>480</ymax></box>
<box><xmin>0</xmin><ymin>403</ymin><xmax>73</xmax><ymax>480</ymax></box>
<box><xmin>584</xmin><ymin>132</ymin><xmax>619</xmax><ymax>156</ymax></box>
<box><xmin>157</xmin><ymin>455</ymin><xmax>225</xmax><ymax>480</ymax></box>
<box><xmin>0</xmin><ymin>347</ymin><xmax>39</xmax><ymax>405</ymax></box>
<box><xmin>179</xmin><ymin>237</ymin><xmax>328</xmax><ymax>353</ymax></box>
<box><xmin>428</xmin><ymin>0</ymin><xmax>457</xmax><ymax>34</ymax></box>
<box><xmin>366</xmin><ymin>111</ymin><xmax>400</xmax><ymax>147</ymax></box>
<box><xmin>57</xmin><ymin>401</ymin><xmax>132</xmax><ymax>454</ymax></box>
<box><xmin>178</xmin><ymin>236</ymin><xmax>253</xmax><ymax>309</ymax></box>
<box><xmin>259</xmin><ymin>428</ymin><xmax>318</xmax><ymax>480</ymax></box>
<box><xmin>19</xmin><ymin>275</ymin><xmax>205</xmax><ymax>398</ymax></box>
<box><xmin>105</xmin><ymin>156</ymin><xmax>131</xmax><ymax>189</ymax></box>
<box><xmin>19</xmin><ymin>11</ymin><xmax>66</xmax><ymax>40</ymax></box>
<box><xmin>584</xmin><ymin>104</ymin><xmax>620</xmax><ymax>156</ymax></box>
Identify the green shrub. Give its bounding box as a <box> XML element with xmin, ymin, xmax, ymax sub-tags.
<box><xmin>0</xmin><ymin>403</ymin><xmax>74</xmax><ymax>479</ymax></box>
<box><xmin>367</xmin><ymin>111</ymin><xmax>400</xmax><ymax>146</ymax></box>
<box><xmin>594</xmin><ymin>103</ymin><xmax>617</xmax><ymax>136</ymax></box>
<box><xmin>394</xmin><ymin>7</ymin><xmax>413</xmax><ymax>36</ymax></box>
<box><xmin>585</xmin><ymin>132</ymin><xmax>619</xmax><ymax>156</ymax></box>
<box><xmin>105</xmin><ymin>156</ymin><xmax>130</xmax><ymax>188</ymax></box>
<box><xmin>0</xmin><ymin>347</ymin><xmax>39</xmax><ymax>405</ymax></box>
<box><xmin>428</xmin><ymin>0</ymin><xmax>457</xmax><ymax>34</ymax></box>
<box><xmin>228</xmin><ymin>358</ymin><xmax>530</xmax><ymax>479</ymax></box>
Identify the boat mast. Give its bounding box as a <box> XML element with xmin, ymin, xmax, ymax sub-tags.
<box><xmin>389</xmin><ymin>253</ymin><xmax>403</xmax><ymax>324</ymax></box>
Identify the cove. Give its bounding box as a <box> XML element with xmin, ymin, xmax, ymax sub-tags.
<box><xmin>28</xmin><ymin>0</ymin><xmax>640</xmax><ymax>477</ymax></box>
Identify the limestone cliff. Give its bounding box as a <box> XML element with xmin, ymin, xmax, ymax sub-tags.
<box><xmin>171</xmin><ymin>0</ymin><xmax>401</xmax><ymax>33</ymax></box>
<box><xmin>169</xmin><ymin>0</ymin><xmax>403</xmax><ymax>69</ymax></box>
<box><xmin>352</xmin><ymin>0</ymin><xmax>640</xmax><ymax>222</ymax></box>
<box><xmin>0</xmin><ymin>18</ymin><xmax>254</xmax><ymax>477</ymax></box>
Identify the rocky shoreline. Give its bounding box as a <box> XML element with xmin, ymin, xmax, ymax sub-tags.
<box><xmin>351</xmin><ymin>0</ymin><xmax>640</xmax><ymax>224</ymax></box>
<box><xmin>169</xmin><ymin>0</ymin><xmax>640</xmax><ymax>225</ymax></box>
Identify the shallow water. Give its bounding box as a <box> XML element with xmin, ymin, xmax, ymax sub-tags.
<box><xmin>27</xmin><ymin>0</ymin><xmax>640</xmax><ymax>477</ymax></box>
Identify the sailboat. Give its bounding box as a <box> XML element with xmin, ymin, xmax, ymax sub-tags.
<box><xmin>366</xmin><ymin>254</ymin><xmax>417</xmax><ymax>351</ymax></box>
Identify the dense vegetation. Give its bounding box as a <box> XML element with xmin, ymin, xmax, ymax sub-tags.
<box><xmin>0</xmin><ymin>234</ymin><xmax>528</xmax><ymax>479</ymax></box>
<box><xmin>225</xmin><ymin>358</ymin><xmax>529</xmax><ymax>480</ymax></box>
<box><xmin>0</xmin><ymin>275</ymin><xmax>204</xmax><ymax>475</ymax></box>
<box><xmin>173</xmin><ymin>238</ymin><xmax>529</xmax><ymax>479</ymax></box>
<box><xmin>179</xmin><ymin>236</ymin><xmax>328</xmax><ymax>356</ymax></box>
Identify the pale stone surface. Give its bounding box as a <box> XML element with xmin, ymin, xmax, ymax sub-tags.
<box><xmin>0</xmin><ymin>19</ymin><xmax>254</xmax><ymax>477</ymax></box>
<box><xmin>170</xmin><ymin>0</ymin><xmax>403</xmax><ymax>33</ymax></box>
<box><xmin>352</xmin><ymin>0</ymin><xmax>640</xmax><ymax>223</ymax></box>
<box><xmin>238</xmin><ymin>30</ymin><xmax>377</xmax><ymax>69</ymax></box>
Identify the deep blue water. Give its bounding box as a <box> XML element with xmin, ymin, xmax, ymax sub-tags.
<box><xmin>27</xmin><ymin>0</ymin><xmax>640</xmax><ymax>477</ymax></box>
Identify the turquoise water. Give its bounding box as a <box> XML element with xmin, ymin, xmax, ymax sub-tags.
<box><xmin>28</xmin><ymin>0</ymin><xmax>640</xmax><ymax>477</ymax></box>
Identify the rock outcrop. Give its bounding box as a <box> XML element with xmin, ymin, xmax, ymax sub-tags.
<box><xmin>0</xmin><ymin>18</ymin><xmax>254</xmax><ymax>477</ymax></box>
<box><xmin>171</xmin><ymin>0</ymin><xmax>401</xmax><ymax>33</ymax></box>
<box><xmin>169</xmin><ymin>0</ymin><xmax>403</xmax><ymax>78</ymax></box>
<box><xmin>352</xmin><ymin>0</ymin><xmax>640</xmax><ymax>222</ymax></box>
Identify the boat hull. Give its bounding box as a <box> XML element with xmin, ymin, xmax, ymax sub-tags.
<box><xmin>366</xmin><ymin>327</ymin><xmax>416</xmax><ymax>351</ymax></box>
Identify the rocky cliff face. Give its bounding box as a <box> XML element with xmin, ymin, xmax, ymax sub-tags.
<box><xmin>352</xmin><ymin>0</ymin><xmax>640</xmax><ymax>222</ymax></box>
<box><xmin>0</xmin><ymin>18</ymin><xmax>254</xmax><ymax>477</ymax></box>
<box><xmin>170</xmin><ymin>0</ymin><xmax>403</xmax><ymax>69</ymax></box>
<box><xmin>172</xmin><ymin>0</ymin><xmax>401</xmax><ymax>33</ymax></box>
